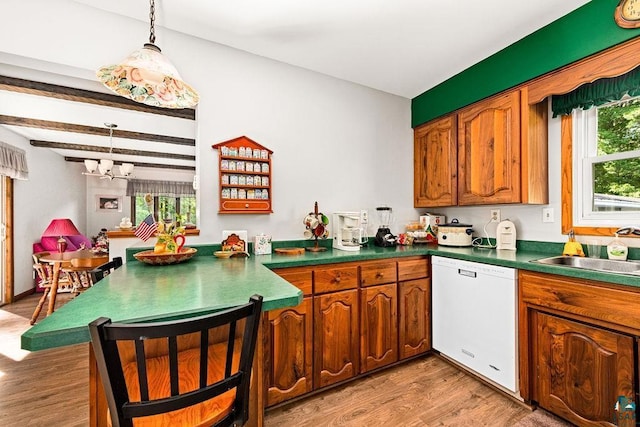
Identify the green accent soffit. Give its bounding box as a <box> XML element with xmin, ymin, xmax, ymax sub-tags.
<box><xmin>411</xmin><ymin>0</ymin><xmax>640</xmax><ymax>128</ymax></box>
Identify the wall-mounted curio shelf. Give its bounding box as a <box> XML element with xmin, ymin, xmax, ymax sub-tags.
<box><xmin>212</xmin><ymin>136</ymin><xmax>273</xmax><ymax>214</ymax></box>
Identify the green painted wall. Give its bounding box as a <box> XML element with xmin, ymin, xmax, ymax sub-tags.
<box><xmin>411</xmin><ymin>0</ymin><xmax>640</xmax><ymax>128</ymax></box>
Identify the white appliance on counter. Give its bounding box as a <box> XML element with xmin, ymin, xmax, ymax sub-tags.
<box><xmin>333</xmin><ymin>212</ymin><xmax>368</xmax><ymax>251</ymax></box>
<box><xmin>432</xmin><ymin>256</ymin><xmax>519</xmax><ymax>394</ymax></box>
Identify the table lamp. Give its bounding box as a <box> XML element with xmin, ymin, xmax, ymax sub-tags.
<box><xmin>42</xmin><ymin>218</ymin><xmax>81</xmax><ymax>253</ymax></box>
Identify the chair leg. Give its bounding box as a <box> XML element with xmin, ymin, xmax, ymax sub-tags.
<box><xmin>30</xmin><ymin>288</ymin><xmax>50</xmax><ymax>325</ymax></box>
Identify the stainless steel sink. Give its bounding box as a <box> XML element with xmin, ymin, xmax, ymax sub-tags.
<box><xmin>532</xmin><ymin>256</ymin><xmax>640</xmax><ymax>275</ymax></box>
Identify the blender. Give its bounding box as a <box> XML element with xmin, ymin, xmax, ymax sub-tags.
<box><xmin>374</xmin><ymin>206</ymin><xmax>397</xmax><ymax>247</ymax></box>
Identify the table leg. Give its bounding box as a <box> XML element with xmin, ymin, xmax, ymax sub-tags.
<box><xmin>46</xmin><ymin>262</ymin><xmax>61</xmax><ymax>316</ymax></box>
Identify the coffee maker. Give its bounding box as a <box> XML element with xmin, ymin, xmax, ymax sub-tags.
<box><xmin>333</xmin><ymin>211</ymin><xmax>368</xmax><ymax>251</ymax></box>
<box><xmin>375</xmin><ymin>206</ymin><xmax>397</xmax><ymax>247</ymax></box>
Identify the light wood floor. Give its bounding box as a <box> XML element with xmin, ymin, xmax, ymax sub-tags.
<box><xmin>1</xmin><ymin>294</ymin><xmax>538</xmax><ymax>426</ymax></box>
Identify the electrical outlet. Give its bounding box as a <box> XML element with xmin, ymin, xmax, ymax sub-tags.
<box><xmin>490</xmin><ymin>209</ymin><xmax>500</xmax><ymax>223</ymax></box>
<box><xmin>360</xmin><ymin>210</ymin><xmax>368</xmax><ymax>224</ymax></box>
<box><xmin>542</xmin><ymin>207</ymin><xmax>554</xmax><ymax>223</ymax></box>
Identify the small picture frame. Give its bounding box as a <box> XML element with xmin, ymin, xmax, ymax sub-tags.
<box><xmin>96</xmin><ymin>195</ymin><xmax>122</xmax><ymax>212</ymax></box>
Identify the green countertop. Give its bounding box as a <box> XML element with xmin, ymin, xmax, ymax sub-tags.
<box><xmin>22</xmin><ymin>241</ymin><xmax>640</xmax><ymax>352</ymax></box>
<box><xmin>21</xmin><ymin>254</ymin><xmax>303</xmax><ymax>351</ymax></box>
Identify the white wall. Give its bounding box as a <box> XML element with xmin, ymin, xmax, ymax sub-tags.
<box><xmin>0</xmin><ymin>127</ymin><xmax>86</xmax><ymax>295</ymax></box>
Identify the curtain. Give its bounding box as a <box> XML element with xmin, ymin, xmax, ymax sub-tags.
<box><xmin>0</xmin><ymin>141</ymin><xmax>28</xmax><ymax>180</ymax></box>
<box><xmin>126</xmin><ymin>179</ymin><xmax>195</xmax><ymax>197</ymax></box>
<box><xmin>551</xmin><ymin>66</ymin><xmax>640</xmax><ymax>117</ymax></box>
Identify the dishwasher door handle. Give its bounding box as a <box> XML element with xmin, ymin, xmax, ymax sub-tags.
<box><xmin>458</xmin><ymin>268</ymin><xmax>477</xmax><ymax>278</ymax></box>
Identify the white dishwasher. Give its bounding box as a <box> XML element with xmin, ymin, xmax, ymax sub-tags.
<box><xmin>431</xmin><ymin>256</ymin><xmax>518</xmax><ymax>394</ymax></box>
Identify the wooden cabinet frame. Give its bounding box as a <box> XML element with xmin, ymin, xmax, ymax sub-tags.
<box><xmin>212</xmin><ymin>136</ymin><xmax>273</xmax><ymax>214</ymax></box>
<box><xmin>268</xmin><ymin>256</ymin><xmax>430</xmax><ymax>407</ymax></box>
<box><xmin>519</xmin><ymin>270</ymin><xmax>640</xmax><ymax>426</ymax></box>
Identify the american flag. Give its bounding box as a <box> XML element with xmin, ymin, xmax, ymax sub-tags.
<box><xmin>135</xmin><ymin>214</ymin><xmax>157</xmax><ymax>241</ymax></box>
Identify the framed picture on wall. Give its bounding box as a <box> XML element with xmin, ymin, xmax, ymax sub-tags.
<box><xmin>96</xmin><ymin>195</ymin><xmax>122</xmax><ymax>212</ymax></box>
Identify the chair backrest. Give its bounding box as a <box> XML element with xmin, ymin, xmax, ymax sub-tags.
<box><xmin>89</xmin><ymin>256</ymin><xmax>123</xmax><ymax>284</ymax></box>
<box><xmin>32</xmin><ymin>252</ymin><xmax>53</xmax><ymax>285</ymax></box>
<box><xmin>89</xmin><ymin>294</ymin><xmax>263</xmax><ymax>427</ymax></box>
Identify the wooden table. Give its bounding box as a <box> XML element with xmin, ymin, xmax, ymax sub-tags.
<box><xmin>38</xmin><ymin>250</ymin><xmax>108</xmax><ymax>317</ymax></box>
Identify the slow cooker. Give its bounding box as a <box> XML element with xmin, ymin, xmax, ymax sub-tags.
<box><xmin>437</xmin><ymin>219</ymin><xmax>474</xmax><ymax>247</ymax></box>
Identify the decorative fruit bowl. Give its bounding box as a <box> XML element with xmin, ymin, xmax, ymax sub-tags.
<box><xmin>134</xmin><ymin>248</ymin><xmax>198</xmax><ymax>265</ymax></box>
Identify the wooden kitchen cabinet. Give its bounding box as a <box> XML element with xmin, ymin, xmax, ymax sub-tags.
<box><xmin>267</xmin><ymin>267</ymin><xmax>314</xmax><ymax>406</ymax></box>
<box><xmin>414</xmin><ymin>115</ymin><xmax>457</xmax><ymax>207</ymax></box>
<box><xmin>457</xmin><ymin>90</ymin><xmax>521</xmax><ymax>205</ymax></box>
<box><xmin>398</xmin><ymin>258</ymin><xmax>431</xmax><ymax>359</ymax></box>
<box><xmin>266</xmin><ymin>298</ymin><xmax>313</xmax><ymax>406</ymax></box>
<box><xmin>533</xmin><ymin>311</ymin><xmax>634</xmax><ymax>427</ymax></box>
<box><xmin>314</xmin><ymin>289</ymin><xmax>359</xmax><ymax>388</ymax></box>
<box><xmin>268</xmin><ymin>255</ymin><xmax>429</xmax><ymax>406</ymax></box>
<box><xmin>398</xmin><ymin>278</ymin><xmax>430</xmax><ymax>359</ymax></box>
<box><xmin>520</xmin><ymin>271</ymin><xmax>639</xmax><ymax>427</ymax></box>
<box><xmin>360</xmin><ymin>283</ymin><xmax>398</xmax><ymax>373</ymax></box>
<box><xmin>414</xmin><ymin>87</ymin><xmax>547</xmax><ymax>207</ymax></box>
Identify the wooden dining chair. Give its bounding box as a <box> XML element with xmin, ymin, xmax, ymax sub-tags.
<box><xmin>88</xmin><ymin>257</ymin><xmax>123</xmax><ymax>284</ymax></box>
<box><xmin>89</xmin><ymin>294</ymin><xmax>263</xmax><ymax>427</ymax></box>
<box><xmin>30</xmin><ymin>252</ymin><xmax>72</xmax><ymax>324</ymax></box>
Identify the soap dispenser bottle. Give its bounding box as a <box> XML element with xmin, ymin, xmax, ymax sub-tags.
<box><xmin>607</xmin><ymin>233</ymin><xmax>628</xmax><ymax>261</ymax></box>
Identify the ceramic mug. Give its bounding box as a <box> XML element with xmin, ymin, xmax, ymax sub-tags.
<box><xmin>303</xmin><ymin>229</ymin><xmax>313</xmax><ymax>239</ymax></box>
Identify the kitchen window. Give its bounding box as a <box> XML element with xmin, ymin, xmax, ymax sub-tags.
<box><xmin>126</xmin><ymin>179</ymin><xmax>196</xmax><ymax>226</ymax></box>
<box><xmin>572</xmin><ymin>96</ymin><xmax>640</xmax><ymax>227</ymax></box>
<box><xmin>554</xmin><ymin>65</ymin><xmax>640</xmax><ymax>235</ymax></box>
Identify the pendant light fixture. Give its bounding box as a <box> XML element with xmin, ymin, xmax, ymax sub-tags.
<box><xmin>96</xmin><ymin>0</ymin><xmax>199</xmax><ymax>109</ymax></box>
<box><xmin>83</xmin><ymin>123</ymin><xmax>134</xmax><ymax>180</ymax></box>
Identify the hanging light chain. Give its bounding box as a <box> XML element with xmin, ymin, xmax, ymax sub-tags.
<box><xmin>149</xmin><ymin>0</ymin><xmax>156</xmax><ymax>45</ymax></box>
<box><xmin>106</xmin><ymin>123</ymin><xmax>117</xmax><ymax>157</ymax></box>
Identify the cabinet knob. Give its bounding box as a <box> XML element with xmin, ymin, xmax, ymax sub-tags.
<box><xmin>376</xmin><ymin>272</ymin><xmax>384</xmax><ymax>279</ymax></box>
<box><xmin>245</xmin><ymin>204</ymin><xmax>249</xmax><ymax>208</ymax></box>
<box><xmin>334</xmin><ymin>273</ymin><xmax>341</xmax><ymax>283</ymax></box>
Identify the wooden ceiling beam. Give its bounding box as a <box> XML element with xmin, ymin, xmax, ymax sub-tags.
<box><xmin>0</xmin><ymin>115</ymin><xmax>195</xmax><ymax>146</ymax></box>
<box><xmin>0</xmin><ymin>75</ymin><xmax>195</xmax><ymax>120</ymax></box>
<box><xmin>65</xmin><ymin>156</ymin><xmax>195</xmax><ymax>171</ymax></box>
<box><xmin>30</xmin><ymin>140</ymin><xmax>195</xmax><ymax>161</ymax></box>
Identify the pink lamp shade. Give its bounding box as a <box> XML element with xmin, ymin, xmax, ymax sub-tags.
<box><xmin>42</xmin><ymin>219</ymin><xmax>81</xmax><ymax>253</ymax></box>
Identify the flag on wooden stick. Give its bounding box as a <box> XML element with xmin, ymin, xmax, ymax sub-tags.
<box><xmin>135</xmin><ymin>214</ymin><xmax>157</xmax><ymax>241</ymax></box>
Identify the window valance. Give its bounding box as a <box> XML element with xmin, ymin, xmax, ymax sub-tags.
<box><xmin>551</xmin><ymin>66</ymin><xmax>640</xmax><ymax>117</ymax></box>
<box><xmin>0</xmin><ymin>141</ymin><xmax>28</xmax><ymax>180</ymax></box>
<box><xmin>126</xmin><ymin>179</ymin><xmax>195</xmax><ymax>197</ymax></box>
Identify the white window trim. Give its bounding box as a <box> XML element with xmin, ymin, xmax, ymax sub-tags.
<box><xmin>573</xmin><ymin>106</ymin><xmax>640</xmax><ymax>226</ymax></box>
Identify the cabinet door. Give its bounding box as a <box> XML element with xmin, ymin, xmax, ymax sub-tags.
<box><xmin>360</xmin><ymin>283</ymin><xmax>398</xmax><ymax>373</ymax></box>
<box><xmin>266</xmin><ymin>297</ymin><xmax>313</xmax><ymax>407</ymax></box>
<box><xmin>414</xmin><ymin>115</ymin><xmax>457</xmax><ymax>207</ymax></box>
<box><xmin>457</xmin><ymin>90</ymin><xmax>521</xmax><ymax>205</ymax></box>
<box><xmin>314</xmin><ymin>289</ymin><xmax>359</xmax><ymax>388</ymax></box>
<box><xmin>535</xmin><ymin>312</ymin><xmax>634</xmax><ymax>427</ymax></box>
<box><xmin>399</xmin><ymin>278</ymin><xmax>431</xmax><ymax>359</ymax></box>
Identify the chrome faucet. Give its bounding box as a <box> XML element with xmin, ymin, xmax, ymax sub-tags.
<box><xmin>615</xmin><ymin>226</ymin><xmax>640</xmax><ymax>236</ymax></box>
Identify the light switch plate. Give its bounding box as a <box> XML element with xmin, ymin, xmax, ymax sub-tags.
<box><xmin>542</xmin><ymin>208</ymin><xmax>554</xmax><ymax>223</ymax></box>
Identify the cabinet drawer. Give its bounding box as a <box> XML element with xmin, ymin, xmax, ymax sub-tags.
<box><xmin>314</xmin><ymin>265</ymin><xmax>358</xmax><ymax>294</ymax></box>
<box><xmin>360</xmin><ymin>261</ymin><xmax>397</xmax><ymax>287</ymax></box>
<box><xmin>397</xmin><ymin>257</ymin><xmax>429</xmax><ymax>281</ymax></box>
<box><xmin>273</xmin><ymin>267</ymin><xmax>313</xmax><ymax>296</ymax></box>
<box><xmin>520</xmin><ymin>271</ymin><xmax>640</xmax><ymax>332</ymax></box>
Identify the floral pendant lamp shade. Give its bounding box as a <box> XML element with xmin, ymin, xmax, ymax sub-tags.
<box><xmin>96</xmin><ymin>0</ymin><xmax>199</xmax><ymax>109</ymax></box>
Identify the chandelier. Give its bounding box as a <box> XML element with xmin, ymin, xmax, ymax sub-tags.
<box><xmin>83</xmin><ymin>123</ymin><xmax>134</xmax><ymax>180</ymax></box>
<box><xmin>96</xmin><ymin>0</ymin><xmax>199</xmax><ymax>109</ymax></box>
